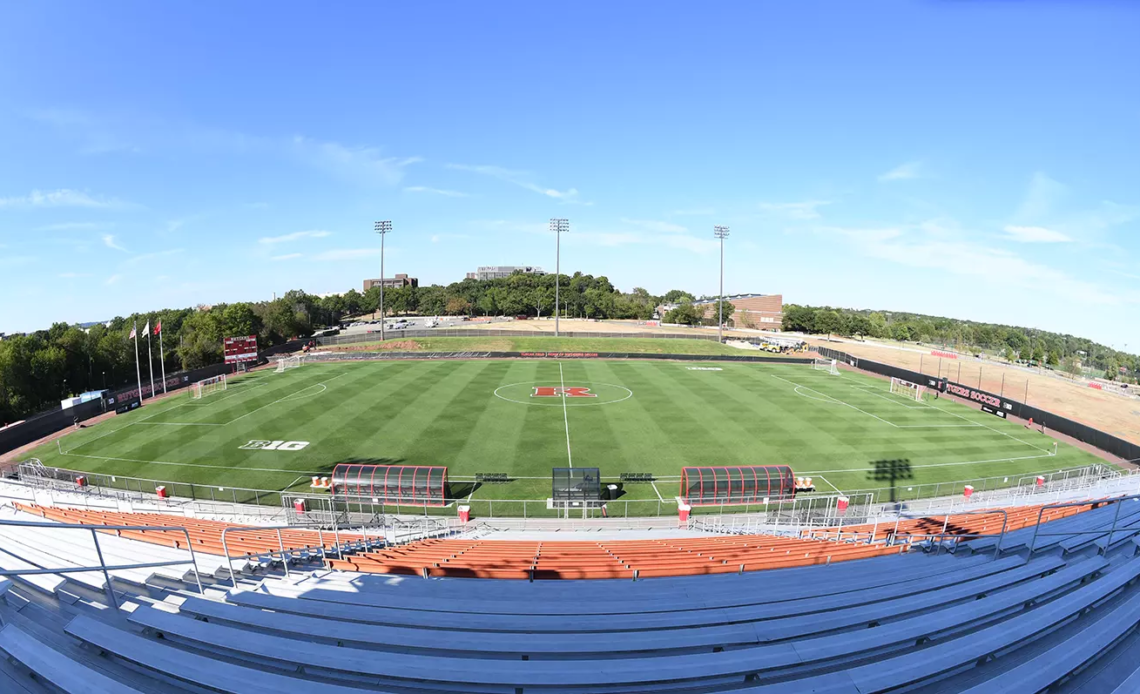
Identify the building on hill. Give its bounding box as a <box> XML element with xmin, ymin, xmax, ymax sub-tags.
<box><xmin>465</xmin><ymin>265</ymin><xmax>546</xmax><ymax>281</ymax></box>
<box><xmin>363</xmin><ymin>274</ymin><xmax>418</xmax><ymax>291</ymax></box>
<box><xmin>657</xmin><ymin>293</ymin><xmax>784</xmax><ymax>329</ymax></box>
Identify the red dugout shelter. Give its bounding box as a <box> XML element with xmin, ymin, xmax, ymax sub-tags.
<box><xmin>680</xmin><ymin>465</ymin><xmax>795</xmax><ymax>506</ymax></box>
<box><xmin>331</xmin><ymin>464</ymin><xmax>449</xmax><ymax>507</ymax></box>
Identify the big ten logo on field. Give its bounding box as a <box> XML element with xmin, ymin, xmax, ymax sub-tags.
<box><xmin>239</xmin><ymin>440</ymin><xmax>310</xmax><ymax>452</ymax></box>
<box><xmin>531</xmin><ymin>386</ymin><xmax>598</xmax><ymax>398</ymax></box>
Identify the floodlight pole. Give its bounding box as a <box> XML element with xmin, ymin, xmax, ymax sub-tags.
<box><xmin>714</xmin><ymin>226</ymin><xmax>730</xmax><ymax>343</ymax></box>
<box><xmin>374</xmin><ymin>221</ymin><xmax>392</xmax><ymax>341</ymax></box>
<box><xmin>550</xmin><ymin>219</ymin><xmax>570</xmax><ymax>337</ymax></box>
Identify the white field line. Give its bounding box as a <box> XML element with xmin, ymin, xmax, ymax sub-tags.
<box><xmin>927</xmin><ymin>399</ymin><xmax>1055</xmax><ymax>454</ymax></box>
<box><xmin>223</xmin><ymin>373</ymin><xmax>349</xmax><ymax>426</ymax></box>
<box><xmin>844</xmin><ymin>383</ymin><xmax>930</xmax><ymax>410</ymax></box>
<box><xmin>650</xmin><ymin>481</ymin><xmax>665</xmax><ymax>502</ymax></box>
<box><xmin>57</xmin><ymin>451</ymin><xmax>328</xmax><ymax>476</ymax></box>
<box><xmin>64</xmin><ymin>422</ymin><xmax>136</xmax><ymax>454</ymax></box>
<box><xmin>814</xmin><ymin>475</ymin><xmax>840</xmax><ymax>493</ymax></box>
<box><xmin>775</xmin><ymin>375</ymin><xmax>980</xmax><ymax>430</ymax></box>
<box><xmin>559</xmin><ymin>362</ymin><xmax>573</xmax><ymax>469</ymax></box>
<box><xmin>182</xmin><ymin>381</ymin><xmax>269</xmax><ymax>406</ymax></box>
<box><xmin>801</xmin><ymin>450</ymin><xmax>1057</xmax><ymax>476</ymax></box>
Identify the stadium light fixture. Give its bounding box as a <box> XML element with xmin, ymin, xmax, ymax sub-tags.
<box><xmin>550</xmin><ymin>219</ymin><xmax>570</xmax><ymax>336</ymax></box>
<box><xmin>714</xmin><ymin>225</ymin><xmax>730</xmax><ymax>343</ymax></box>
<box><xmin>374</xmin><ymin>221</ymin><xmax>393</xmax><ymax>341</ymax></box>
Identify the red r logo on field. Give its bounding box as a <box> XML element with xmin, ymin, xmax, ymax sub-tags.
<box><xmin>531</xmin><ymin>386</ymin><xmax>597</xmax><ymax>398</ymax></box>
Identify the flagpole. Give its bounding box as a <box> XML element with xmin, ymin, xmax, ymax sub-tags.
<box><xmin>158</xmin><ymin>324</ymin><xmax>167</xmax><ymax>393</ymax></box>
<box><xmin>146</xmin><ymin>322</ymin><xmax>155</xmax><ymax>398</ymax></box>
<box><xmin>132</xmin><ymin>321</ymin><xmax>144</xmax><ymax>402</ymax></box>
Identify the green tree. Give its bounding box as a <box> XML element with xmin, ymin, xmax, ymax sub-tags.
<box><xmin>813</xmin><ymin>310</ymin><xmax>842</xmax><ymax>338</ymax></box>
<box><xmin>663</xmin><ymin>289</ymin><xmax>695</xmax><ymax>304</ymax></box>
<box><xmin>663</xmin><ymin>302</ymin><xmax>703</xmax><ymax>326</ymax></box>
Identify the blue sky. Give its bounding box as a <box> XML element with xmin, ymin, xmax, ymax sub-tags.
<box><xmin>1</xmin><ymin>2</ymin><xmax>1138</xmax><ymax>348</ymax></box>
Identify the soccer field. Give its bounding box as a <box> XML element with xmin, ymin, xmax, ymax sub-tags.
<box><xmin>30</xmin><ymin>358</ymin><xmax>1107</xmax><ymax>512</ymax></box>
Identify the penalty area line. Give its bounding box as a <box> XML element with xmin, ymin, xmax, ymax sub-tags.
<box><xmin>58</xmin><ymin>450</ymin><xmax>329</xmax><ymax>476</ymax></box>
<box><xmin>559</xmin><ymin>361</ymin><xmax>572</xmax><ymax>469</ymax></box>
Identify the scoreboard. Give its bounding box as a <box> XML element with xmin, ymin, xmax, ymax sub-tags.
<box><xmin>224</xmin><ymin>335</ymin><xmax>259</xmax><ymax>364</ymax></box>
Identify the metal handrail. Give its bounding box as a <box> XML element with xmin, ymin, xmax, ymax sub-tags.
<box><xmin>221</xmin><ymin>525</ymin><xmax>332</xmax><ymax>586</ymax></box>
<box><xmin>888</xmin><ymin>508</ymin><xmax>1009</xmax><ymax>556</ymax></box>
<box><xmin>1027</xmin><ymin>496</ymin><xmax>1140</xmax><ymax>555</ymax></box>
<box><xmin>0</xmin><ymin>518</ymin><xmax>203</xmax><ymax>609</ymax></box>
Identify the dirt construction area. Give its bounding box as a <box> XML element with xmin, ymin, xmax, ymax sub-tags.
<box><xmin>805</xmin><ymin>336</ymin><xmax>1140</xmax><ymax>447</ymax></box>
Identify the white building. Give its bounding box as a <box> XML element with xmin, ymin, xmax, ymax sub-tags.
<box><xmin>466</xmin><ymin>265</ymin><xmax>546</xmax><ymax>281</ymax></box>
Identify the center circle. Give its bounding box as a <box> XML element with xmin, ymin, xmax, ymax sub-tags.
<box><xmin>493</xmin><ymin>381</ymin><xmax>634</xmax><ymax>407</ymax></box>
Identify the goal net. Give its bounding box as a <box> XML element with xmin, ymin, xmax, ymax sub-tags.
<box><xmin>890</xmin><ymin>377</ymin><xmax>926</xmax><ymax>402</ymax></box>
<box><xmin>813</xmin><ymin>358</ymin><xmax>839</xmax><ymax>376</ymax></box>
<box><xmin>190</xmin><ymin>374</ymin><xmax>227</xmax><ymax>399</ymax></box>
<box><xmin>275</xmin><ymin>355</ymin><xmax>305</xmax><ymax>373</ymax></box>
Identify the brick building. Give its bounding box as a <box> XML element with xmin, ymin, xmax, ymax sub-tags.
<box><xmin>690</xmin><ymin>293</ymin><xmax>784</xmax><ymax>329</ymax></box>
<box><xmin>363</xmin><ymin>274</ymin><xmax>418</xmax><ymax>291</ymax></box>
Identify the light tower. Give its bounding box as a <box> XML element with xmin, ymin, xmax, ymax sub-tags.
<box><xmin>374</xmin><ymin>220</ymin><xmax>392</xmax><ymax>341</ymax></box>
<box><xmin>714</xmin><ymin>225</ymin><xmax>730</xmax><ymax>343</ymax></box>
<box><xmin>549</xmin><ymin>218</ymin><xmax>570</xmax><ymax>336</ymax></box>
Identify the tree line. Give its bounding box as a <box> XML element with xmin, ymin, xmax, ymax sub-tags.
<box><xmin>783</xmin><ymin>304</ymin><xmax>1139</xmax><ymax>382</ymax></box>
<box><xmin>0</xmin><ymin>273</ymin><xmax>693</xmax><ymax>423</ymax></box>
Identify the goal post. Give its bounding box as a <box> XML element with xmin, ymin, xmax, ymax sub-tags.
<box><xmin>275</xmin><ymin>354</ymin><xmax>306</xmax><ymax>373</ymax></box>
<box><xmin>813</xmin><ymin>358</ymin><xmax>839</xmax><ymax>376</ymax></box>
<box><xmin>889</xmin><ymin>377</ymin><xmax>926</xmax><ymax>402</ymax></box>
<box><xmin>190</xmin><ymin>374</ymin><xmax>227</xmax><ymax>399</ymax></box>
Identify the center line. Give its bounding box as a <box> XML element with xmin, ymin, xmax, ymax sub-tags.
<box><xmin>559</xmin><ymin>361</ymin><xmax>572</xmax><ymax>468</ymax></box>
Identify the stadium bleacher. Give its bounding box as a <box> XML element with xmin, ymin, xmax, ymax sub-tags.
<box><xmin>4</xmin><ymin>499</ymin><xmax>1140</xmax><ymax>692</ymax></box>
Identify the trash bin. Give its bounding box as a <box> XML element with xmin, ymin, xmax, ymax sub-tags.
<box><xmin>678</xmin><ymin>503</ymin><xmax>692</xmax><ymax>523</ymax></box>
<box><xmin>963</xmin><ymin>485</ymin><xmax>975</xmax><ymax>499</ymax></box>
<box><xmin>458</xmin><ymin>505</ymin><xmax>470</xmax><ymax>523</ymax></box>
<box><xmin>155</xmin><ymin>486</ymin><xmax>168</xmax><ymax>499</ymax></box>
<box><xmin>293</xmin><ymin>498</ymin><xmax>307</xmax><ymax>513</ymax></box>
<box><xmin>836</xmin><ymin>496</ymin><xmax>850</xmax><ymax>514</ymax></box>
<box><xmin>605</xmin><ymin>484</ymin><xmax>619</xmax><ymax>501</ymax></box>
<box><xmin>75</xmin><ymin>476</ymin><xmax>87</xmax><ymax>488</ymax></box>
<box><xmin>1036</xmin><ymin>476</ymin><xmax>1045</xmax><ymax>487</ymax></box>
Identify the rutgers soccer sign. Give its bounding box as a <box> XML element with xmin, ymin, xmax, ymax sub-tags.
<box><xmin>531</xmin><ymin>386</ymin><xmax>598</xmax><ymax>398</ymax></box>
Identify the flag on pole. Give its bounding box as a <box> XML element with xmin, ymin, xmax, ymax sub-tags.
<box><xmin>143</xmin><ymin>320</ymin><xmax>150</xmax><ymax>335</ymax></box>
<box><xmin>154</xmin><ymin>320</ymin><xmax>162</xmax><ymax>336</ymax></box>
<box><xmin>129</xmin><ymin>324</ymin><xmax>137</xmax><ymax>339</ymax></box>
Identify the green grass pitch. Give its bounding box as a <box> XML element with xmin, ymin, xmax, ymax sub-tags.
<box><xmin>30</xmin><ymin>359</ymin><xmax>1107</xmax><ymax>514</ymax></box>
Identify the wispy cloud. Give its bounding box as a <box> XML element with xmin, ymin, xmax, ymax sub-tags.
<box><xmin>0</xmin><ymin>255</ymin><xmax>35</xmax><ymax>267</ymax></box>
<box><xmin>669</xmin><ymin>208</ymin><xmax>715</xmax><ymax>217</ymax></box>
<box><xmin>404</xmin><ymin>186</ymin><xmax>472</xmax><ymax>198</ymax></box>
<box><xmin>258</xmin><ymin>230</ymin><xmax>332</xmax><ymax>244</ymax></box>
<box><xmin>313</xmin><ymin>248</ymin><xmax>381</xmax><ymax>261</ymax></box>
<box><xmin>1014</xmin><ymin>171</ymin><xmax>1067</xmax><ymax>222</ymax></box>
<box><xmin>0</xmin><ymin>189</ymin><xmax>130</xmax><ymax>209</ymax></box>
<box><xmin>757</xmin><ymin>200</ymin><xmax>832</xmax><ymax>220</ymax></box>
<box><xmin>102</xmin><ymin>234</ymin><xmax>128</xmax><ymax>252</ymax></box>
<box><xmin>58</xmin><ymin>272</ymin><xmax>91</xmax><ymax>278</ymax></box>
<box><xmin>1003</xmin><ymin>225</ymin><xmax>1072</xmax><ymax>243</ymax></box>
<box><xmin>105</xmin><ymin>274</ymin><xmax>122</xmax><ymax>285</ymax></box>
<box><xmin>271</xmin><ymin>253</ymin><xmax>303</xmax><ymax>261</ymax></box>
<box><xmin>447</xmin><ymin>163</ymin><xmax>584</xmax><ymax>203</ymax></box>
<box><xmin>292</xmin><ymin>137</ymin><xmax>421</xmax><ymax>187</ymax></box>
<box><xmin>621</xmin><ymin>218</ymin><xmax>688</xmax><ymax>234</ymax></box>
<box><xmin>35</xmin><ymin>221</ymin><xmax>113</xmax><ymax>231</ymax></box>
<box><xmin>122</xmin><ymin>248</ymin><xmax>184</xmax><ymax>266</ymax></box>
<box><xmin>821</xmin><ymin>222</ymin><xmax>1126</xmax><ymax>306</ymax></box>
<box><xmin>878</xmin><ymin>161</ymin><xmax>922</xmax><ymax>182</ymax></box>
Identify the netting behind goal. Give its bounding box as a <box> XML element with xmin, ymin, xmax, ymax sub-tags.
<box><xmin>190</xmin><ymin>374</ymin><xmax>227</xmax><ymax>399</ymax></box>
<box><xmin>890</xmin><ymin>377</ymin><xmax>926</xmax><ymax>402</ymax></box>
<box><xmin>813</xmin><ymin>358</ymin><xmax>839</xmax><ymax>376</ymax></box>
<box><xmin>275</xmin><ymin>355</ymin><xmax>306</xmax><ymax>373</ymax></box>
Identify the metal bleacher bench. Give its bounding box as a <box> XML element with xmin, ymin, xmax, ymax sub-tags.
<box><xmin>474</xmin><ymin>472</ymin><xmax>508</xmax><ymax>483</ymax></box>
<box><xmin>122</xmin><ymin>555</ymin><xmax>1138</xmax><ymax>692</ymax></box>
<box><xmin>64</xmin><ymin>615</ymin><xmax>391</xmax><ymax>694</ymax></box>
<box><xmin>0</xmin><ymin>623</ymin><xmax>145</xmax><ymax>694</ymax></box>
<box><xmin>620</xmin><ymin>472</ymin><xmax>654</xmax><ymax>483</ymax></box>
